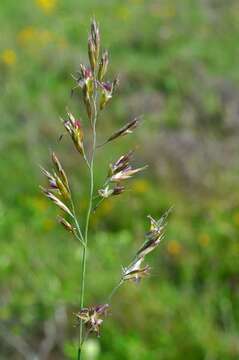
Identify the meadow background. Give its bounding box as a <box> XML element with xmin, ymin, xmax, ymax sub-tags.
<box><xmin>1</xmin><ymin>0</ymin><xmax>239</xmax><ymax>359</ymax></box>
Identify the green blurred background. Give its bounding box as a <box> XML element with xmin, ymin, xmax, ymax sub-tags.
<box><xmin>1</xmin><ymin>0</ymin><xmax>239</xmax><ymax>359</ymax></box>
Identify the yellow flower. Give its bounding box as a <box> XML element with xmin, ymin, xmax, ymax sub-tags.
<box><xmin>36</xmin><ymin>0</ymin><xmax>57</xmax><ymax>14</ymax></box>
<box><xmin>18</xmin><ymin>26</ymin><xmax>35</xmax><ymax>45</ymax></box>
<box><xmin>198</xmin><ymin>233</ymin><xmax>210</xmax><ymax>247</ymax></box>
<box><xmin>132</xmin><ymin>179</ymin><xmax>150</xmax><ymax>194</ymax></box>
<box><xmin>18</xmin><ymin>27</ymin><xmax>53</xmax><ymax>48</ymax></box>
<box><xmin>1</xmin><ymin>49</ymin><xmax>16</xmax><ymax>66</ymax></box>
<box><xmin>167</xmin><ymin>240</ymin><xmax>182</xmax><ymax>256</ymax></box>
<box><xmin>233</xmin><ymin>212</ymin><xmax>239</xmax><ymax>226</ymax></box>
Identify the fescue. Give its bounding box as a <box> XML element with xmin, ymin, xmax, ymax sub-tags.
<box><xmin>40</xmin><ymin>19</ymin><xmax>171</xmax><ymax>360</ymax></box>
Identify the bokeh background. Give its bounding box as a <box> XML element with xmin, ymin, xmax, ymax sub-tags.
<box><xmin>1</xmin><ymin>0</ymin><xmax>239</xmax><ymax>359</ymax></box>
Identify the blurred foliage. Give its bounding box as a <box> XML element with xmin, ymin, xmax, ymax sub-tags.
<box><xmin>1</xmin><ymin>0</ymin><xmax>239</xmax><ymax>359</ymax></box>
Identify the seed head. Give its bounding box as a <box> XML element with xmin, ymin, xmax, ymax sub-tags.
<box><xmin>98</xmin><ymin>185</ymin><xmax>125</xmax><ymax>199</ymax></box>
<box><xmin>41</xmin><ymin>187</ymin><xmax>73</xmax><ymax>217</ymax></box>
<box><xmin>63</xmin><ymin>112</ymin><xmax>84</xmax><ymax>154</ymax></box>
<box><xmin>40</xmin><ymin>167</ymin><xmax>57</xmax><ymax>189</ymax></box>
<box><xmin>40</xmin><ymin>161</ymin><xmax>70</xmax><ymax>200</ymax></box>
<box><xmin>112</xmin><ymin>185</ymin><xmax>125</xmax><ymax>196</ymax></box>
<box><xmin>58</xmin><ymin>216</ymin><xmax>75</xmax><ymax>233</ymax></box>
<box><xmin>102</xmin><ymin>117</ymin><xmax>141</xmax><ymax>145</ymax></box>
<box><xmin>51</xmin><ymin>152</ymin><xmax>69</xmax><ymax>191</ymax></box>
<box><xmin>82</xmin><ymin>86</ymin><xmax>92</xmax><ymax>120</ymax></box>
<box><xmin>110</xmin><ymin>165</ymin><xmax>147</xmax><ymax>182</ymax></box>
<box><xmin>107</xmin><ymin>151</ymin><xmax>147</xmax><ymax>183</ymax></box>
<box><xmin>98</xmin><ymin>50</ymin><xmax>109</xmax><ymax>81</ymax></box>
<box><xmin>108</xmin><ymin>151</ymin><xmax>134</xmax><ymax>177</ymax></box>
<box><xmin>75</xmin><ymin>304</ymin><xmax>109</xmax><ymax>336</ymax></box>
<box><xmin>136</xmin><ymin>211</ymin><xmax>171</xmax><ymax>259</ymax></box>
<box><xmin>88</xmin><ymin>37</ymin><xmax>96</xmax><ymax>72</ymax></box>
<box><xmin>122</xmin><ymin>258</ymin><xmax>151</xmax><ymax>283</ymax></box>
<box><xmin>99</xmin><ymin>79</ymin><xmax>118</xmax><ymax>110</ymax></box>
<box><xmin>88</xmin><ymin>19</ymin><xmax>100</xmax><ymax>72</ymax></box>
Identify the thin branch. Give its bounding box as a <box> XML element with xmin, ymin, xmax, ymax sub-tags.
<box><xmin>108</xmin><ymin>279</ymin><xmax>124</xmax><ymax>302</ymax></box>
<box><xmin>93</xmin><ymin>197</ymin><xmax>105</xmax><ymax>212</ymax></box>
<box><xmin>70</xmin><ymin>197</ymin><xmax>85</xmax><ymax>246</ymax></box>
<box><xmin>78</xmin><ymin>80</ymin><xmax>98</xmax><ymax>360</ymax></box>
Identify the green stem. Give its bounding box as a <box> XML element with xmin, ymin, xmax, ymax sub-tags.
<box><xmin>108</xmin><ymin>279</ymin><xmax>124</xmax><ymax>302</ymax></box>
<box><xmin>70</xmin><ymin>198</ymin><xmax>85</xmax><ymax>245</ymax></box>
<box><xmin>78</xmin><ymin>88</ymin><xmax>97</xmax><ymax>360</ymax></box>
<box><xmin>93</xmin><ymin>197</ymin><xmax>105</xmax><ymax>212</ymax></box>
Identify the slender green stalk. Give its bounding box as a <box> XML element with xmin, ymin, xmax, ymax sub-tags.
<box><xmin>93</xmin><ymin>197</ymin><xmax>105</xmax><ymax>212</ymax></box>
<box><xmin>77</xmin><ymin>87</ymin><xmax>98</xmax><ymax>360</ymax></box>
<box><xmin>108</xmin><ymin>279</ymin><xmax>124</xmax><ymax>302</ymax></box>
<box><xmin>70</xmin><ymin>198</ymin><xmax>85</xmax><ymax>245</ymax></box>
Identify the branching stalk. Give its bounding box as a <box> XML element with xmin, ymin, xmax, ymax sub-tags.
<box><xmin>78</xmin><ymin>84</ymin><xmax>98</xmax><ymax>360</ymax></box>
<box><xmin>39</xmin><ymin>19</ymin><xmax>168</xmax><ymax>360</ymax></box>
<box><xmin>108</xmin><ymin>279</ymin><xmax>124</xmax><ymax>302</ymax></box>
<box><xmin>70</xmin><ymin>197</ymin><xmax>85</xmax><ymax>246</ymax></box>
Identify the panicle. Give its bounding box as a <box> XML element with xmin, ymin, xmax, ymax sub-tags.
<box><xmin>54</xmin><ymin>172</ymin><xmax>70</xmax><ymax>200</ymax></box>
<box><xmin>102</xmin><ymin>117</ymin><xmax>141</xmax><ymax>145</ymax></box>
<box><xmin>88</xmin><ymin>19</ymin><xmax>100</xmax><ymax>72</ymax></box>
<box><xmin>112</xmin><ymin>185</ymin><xmax>125</xmax><ymax>196</ymax></box>
<box><xmin>74</xmin><ymin>304</ymin><xmax>109</xmax><ymax>337</ymax></box>
<box><xmin>88</xmin><ymin>36</ymin><xmax>96</xmax><ymax>72</ymax></box>
<box><xmin>40</xmin><ymin>167</ymin><xmax>57</xmax><ymax>189</ymax></box>
<box><xmin>58</xmin><ymin>216</ymin><xmax>75</xmax><ymax>233</ymax></box>
<box><xmin>110</xmin><ymin>165</ymin><xmax>147</xmax><ymax>182</ymax></box>
<box><xmin>108</xmin><ymin>150</ymin><xmax>134</xmax><ymax>177</ymax></box>
<box><xmin>98</xmin><ymin>184</ymin><xmax>125</xmax><ymax>199</ymax></box>
<box><xmin>72</xmin><ymin>65</ymin><xmax>93</xmax><ymax>120</ymax></box>
<box><xmin>98</xmin><ymin>151</ymin><xmax>146</xmax><ymax>200</ymax></box>
<box><xmin>122</xmin><ymin>258</ymin><xmax>151</xmax><ymax>283</ymax></box>
<box><xmin>40</xmin><ymin>153</ymin><xmax>70</xmax><ymax>201</ymax></box>
<box><xmin>63</xmin><ymin>111</ymin><xmax>84</xmax><ymax>154</ymax></box>
<box><xmin>41</xmin><ymin>187</ymin><xmax>73</xmax><ymax>217</ymax></box>
<box><xmin>99</xmin><ymin>78</ymin><xmax>118</xmax><ymax>110</ymax></box>
<box><xmin>136</xmin><ymin>210</ymin><xmax>171</xmax><ymax>260</ymax></box>
<box><xmin>122</xmin><ymin>209</ymin><xmax>172</xmax><ymax>285</ymax></box>
<box><xmin>73</xmin><ymin>65</ymin><xmax>93</xmax><ymax>90</ymax></box>
<box><xmin>98</xmin><ymin>50</ymin><xmax>109</xmax><ymax>81</ymax></box>
<box><xmin>40</xmin><ymin>152</ymin><xmax>74</xmax><ymax>219</ymax></box>
<box><xmin>52</xmin><ymin>152</ymin><xmax>69</xmax><ymax>191</ymax></box>
<box><xmin>39</xmin><ymin>18</ymin><xmax>171</xmax><ymax>345</ymax></box>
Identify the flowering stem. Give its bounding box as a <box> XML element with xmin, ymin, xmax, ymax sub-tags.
<box><xmin>93</xmin><ymin>197</ymin><xmax>105</xmax><ymax>212</ymax></box>
<box><xmin>78</xmin><ymin>89</ymin><xmax>97</xmax><ymax>360</ymax></box>
<box><xmin>108</xmin><ymin>279</ymin><xmax>124</xmax><ymax>302</ymax></box>
<box><xmin>70</xmin><ymin>197</ymin><xmax>85</xmax><ymax>245</ymax></box>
